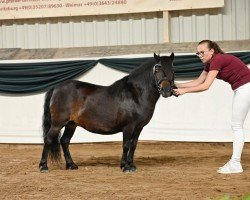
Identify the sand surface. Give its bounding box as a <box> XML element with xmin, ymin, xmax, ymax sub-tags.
<box><xmin>1</xmin><ymin>141</ymin><xmax>250</xmax><ymax>199</ymax></box>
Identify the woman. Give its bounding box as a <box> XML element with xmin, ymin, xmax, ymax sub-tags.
<box><xmin>173</xmin><ymin>40</ymin><xmax>250</xmax><ymax>174</ymax></box>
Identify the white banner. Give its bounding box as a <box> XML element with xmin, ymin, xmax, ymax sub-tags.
<box><xmin>0</xmin><ymin>0</ymin><xmax>224</xmax><ymax>20</ymax></box>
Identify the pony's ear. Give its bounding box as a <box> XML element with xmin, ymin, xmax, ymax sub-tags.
<box><xmin>170</xmin><ymin>52</ymin><xmax>175</xmax><ymax>60</ymax></box>
<box><xmin>154</xmin><ymin>53</ymin><xmax>160</xmax><ymax>61</ymax></box>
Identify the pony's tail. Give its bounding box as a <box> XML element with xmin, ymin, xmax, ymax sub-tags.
<box><xmin>42</xmin><ymin>88</ymin><xmax>61</xmax><ymax>162</ymax></box>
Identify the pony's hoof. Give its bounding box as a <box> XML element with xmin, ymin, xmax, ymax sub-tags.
<box><xmin>129</xmin><ymin>165</ymin><xmax>137</xmax><ymax>172</ymax></box>
<box><xmin>39</xmin><ymin>166</ymin><xmax>49</xmax><ymax>173</ymax></box>
<box><xmin>120</xmin><ymin>163</ymin><xmax>126</xmax><ymax>170</ymax></box>
<box><xmin>122</xmin><ymin>165</ymin><xmax>137</xmax><ymax>173</ymax></box>
<box><xmin>66</xmin><ymin>163</ymin><xmax>78</xmax><ymax>170</ymax></box>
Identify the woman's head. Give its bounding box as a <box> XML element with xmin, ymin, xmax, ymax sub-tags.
<box><xmin>196</xmin><ymin>40</ymin><xmax>224</xmax><ymax>63</ymax></box>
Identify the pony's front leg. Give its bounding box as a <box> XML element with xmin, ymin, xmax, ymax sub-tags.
<box><xmin>126</xmin><ymin>134</ymin><xmax>140</xmax><ymax>172</ymax></box>
<box><xmin>121</xmin><ymin>128</ymin><xmax>141</xmax><ymax>173</ymax></box>
<box><xmin>120</xmin><ymin>133</ymin><xmax>130</xmax><ymax>171</ymax></box>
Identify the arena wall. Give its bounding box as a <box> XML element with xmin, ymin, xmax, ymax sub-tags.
<box><xmin>0</xmin><ymin>0</ymin><xmax>249</xmax><ymax>49</ymax></box>
<box><xmin>0</xmin><ymin>54</ymin><xmax>250</xmax><ymax>143</ymax></box>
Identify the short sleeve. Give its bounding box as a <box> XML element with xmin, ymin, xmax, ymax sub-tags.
<box><xmin>209</xmin><ymin>55</ymin><xmax>223</xmax><ymax>71</ymax></box>
<box><xmin>204</xmin><ymin>64</ymin><xmax>210</xmax><ymax>72</ymax></box>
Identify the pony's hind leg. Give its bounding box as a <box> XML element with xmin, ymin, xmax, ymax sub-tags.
<box><xmin>39</xmin><ymin>144</ymin><xmax>50</xmax><ymax>173</ymax></box>
<box><xmin>39</xmin><ymin>126</ymin><xmax>62</xmax><ymax>173</ymax></box>
<box><xmin>60</xmin><ymin>121</ymin><xmax>78</xmax><ymax>170</ymax></box>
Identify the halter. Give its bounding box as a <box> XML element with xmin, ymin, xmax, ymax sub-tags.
<box><xmin>153</xmin><ymin>63</ymin><xmax>176</xmax><ymax>94</ymax></box>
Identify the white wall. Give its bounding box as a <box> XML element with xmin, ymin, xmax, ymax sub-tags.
<box><xmin>1</xmin><ymin>54</ymin><xmax>250</xmax><ymax>143</ymax></box>
<box><xmin>170</xmin><ymin>0</ymin><xmax>250</xmax><ymax>42</ymax></box>
<box><xmin>0</xmin><ymin>13</ymin><xmax>162</xmax><ymax>48</ymax></box>
<box><xmin>0</xmin><ymin>0</ymin><xmax>249</xmax><ymax>48</ymax></box>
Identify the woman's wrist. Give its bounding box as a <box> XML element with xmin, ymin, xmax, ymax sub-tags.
<box><xmin>175</xmin><ymin>82</ymin><xmax>182</xmax><ymax>88</ymax></box>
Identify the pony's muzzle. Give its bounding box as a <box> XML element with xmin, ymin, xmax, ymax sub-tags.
<box><xmin>159</xmin><ymin>81</ymin><xmax>173</xmax><ymax>98</ymax></box>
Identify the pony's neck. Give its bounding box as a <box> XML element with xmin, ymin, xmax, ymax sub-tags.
<box><xmin>128</xmin><ymin>63</ymin><xmax>160</xmax><ymax>104</ymax></box>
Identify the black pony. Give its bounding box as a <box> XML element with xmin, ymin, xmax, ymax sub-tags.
<box><xmin>39</xmin><ymin>53</ymin><xmax>176</xmax><ymax>173</ymax></box>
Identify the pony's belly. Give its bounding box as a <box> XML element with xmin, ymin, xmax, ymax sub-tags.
<box><xmin>76</xmin><ymin>109</ymin><xmax>125</xmax><ymax>134</ymax></box>
<box><xmin>79</xmin><ymin>124</ymin><xmax>120</xmax><ymax>135</ymax></box>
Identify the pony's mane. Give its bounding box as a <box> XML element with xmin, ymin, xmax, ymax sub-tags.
<box><xmin>107</xmin><ymin>58</ymin><xmax>156</xmax><ymax>94</ymax></box>
<box><xmin>129</xmin><ymin>58</ymin><xmax>155</xmax><ymax>81</ymax></box>
<box><xmin>128</xmin><ymin>58</ymin><xmax>155</xmax><ymax>80</ymax></box>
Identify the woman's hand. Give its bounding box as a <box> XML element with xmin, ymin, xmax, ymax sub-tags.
<box><xmin>173</xmin><ymin>88</ymin><xmax>187</xmax><ymax>96</ymax></box>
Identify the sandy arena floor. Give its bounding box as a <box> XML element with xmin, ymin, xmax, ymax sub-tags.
<box><xmin>1</xmin><ymin>141</ymin><xmax>250</xmax><ymax>200</ymax></box>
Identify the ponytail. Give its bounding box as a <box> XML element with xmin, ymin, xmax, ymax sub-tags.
<box><xmin>198</xmin><ymin>40</ymin><xmax>224</xmax><ymax>54</ymax></box>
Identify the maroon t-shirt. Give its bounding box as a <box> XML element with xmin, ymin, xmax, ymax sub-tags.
<box><xmin>204</xmin><ymin>53</ymin><xmax>250</xmax><ymax>90</ymax></box>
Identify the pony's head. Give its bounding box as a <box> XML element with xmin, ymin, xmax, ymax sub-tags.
<box><xmin>153</xmin><ymin>53</ymin><xmax>176</xmax><ymax>98</ymax></box>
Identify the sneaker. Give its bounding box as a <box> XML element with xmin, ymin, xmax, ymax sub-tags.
<box><xmin>217</xmin><ymin>160</ymin><xmax>243</xmax><ymax>174</ymax></box>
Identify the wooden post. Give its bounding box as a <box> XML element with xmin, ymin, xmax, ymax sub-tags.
<box><xmin>163</xmin><ymin>11</ymin><xmax>171</xmax><ymax>43</ymax></box>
